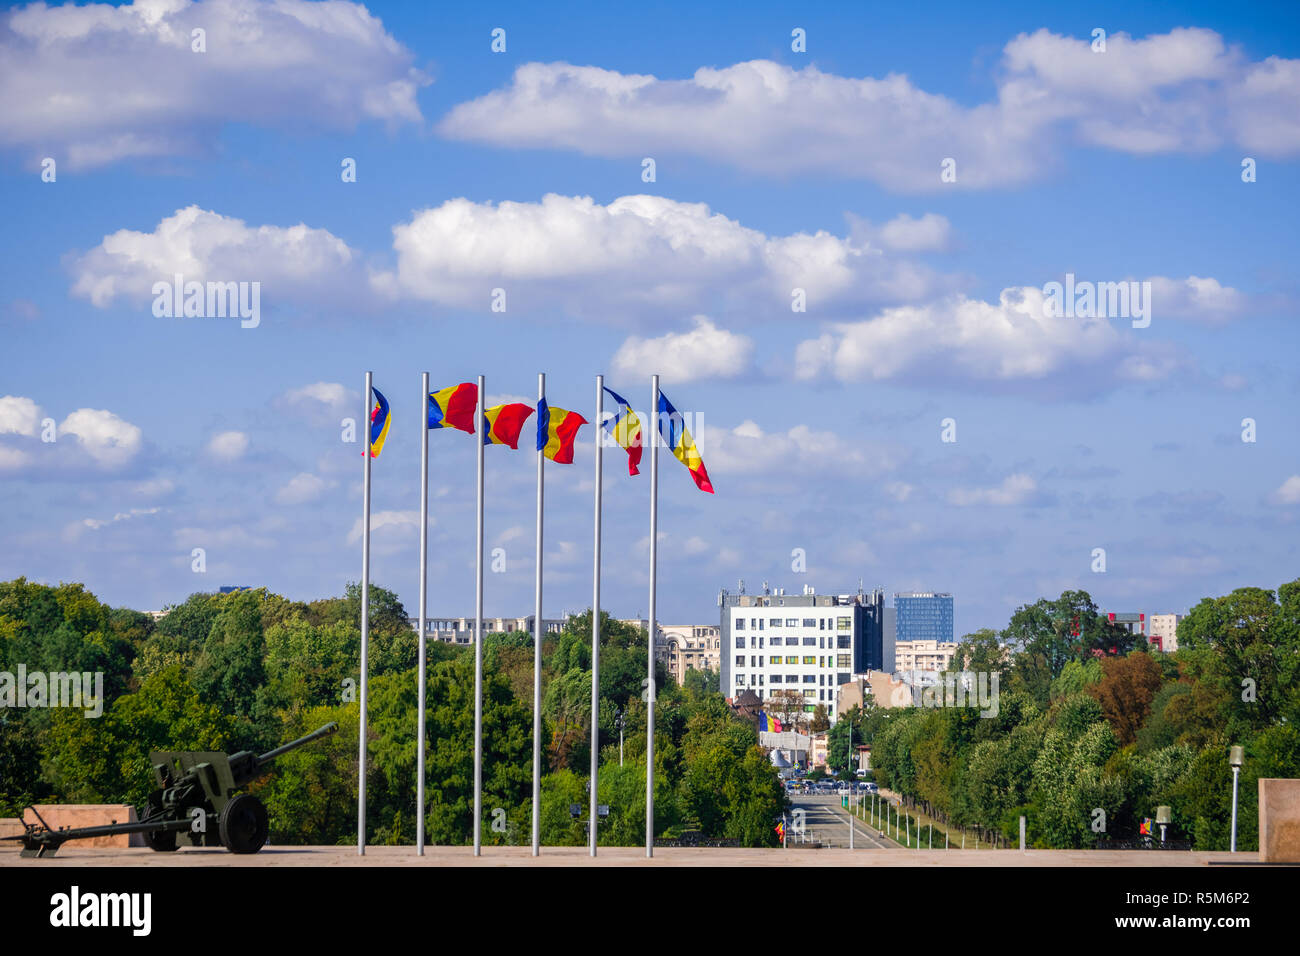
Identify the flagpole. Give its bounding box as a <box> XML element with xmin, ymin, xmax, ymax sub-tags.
<box><xmin>417</xmin><ymin>371</ymin><xmax>429</xmax><ymax>856</ymax></box>
<box><xmin>473</xmin><ymin>374</ymin><xmax>485</xmax><ymax>856</ymax></box>
<box><xmin>646</xmin><ymin>373</ymin><xmax>659</xmax><ymax>858</ymax></box>
<box><xmin>589</xmin><ymin>375</ymin><xmax>604</xmax><ymax>857</ymax></box>
<box><xmin>531</xmin><ymin>372</ymin><xmax>545</xmax><ymax>857</ymax></box>
<box><xmin>358</xmin><ymin>370</ymin><xmax>372</xmax><ymax>856</ymax></box>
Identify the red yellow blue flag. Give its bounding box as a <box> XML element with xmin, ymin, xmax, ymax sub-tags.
<box><xmin>483</xmin><ymin>403</ymin><xmax>535</xmax><ymax>449</ymax></box>
<box><xmin>602</xmin><ymin>386</ymin><xmax>643</xmax><ymax>476</ymax></box>
<box><xmin>656</xmin><ymin>391</ymin><xmax>713</xmax><ymax>493</ymax></box>
<box><xmin>368</xmin><ymin>386</ymin><xmax>391</xmax><ymax>458</ymax></box>
<box><xmin>536</xmin><ymin>398</ymin><xmax>587</xmax><ymax>464</ymax></box>
<box><xmin>429</xmin><ymin>382</ymin><xmax>478</xmax><ymax>433</ymax></box>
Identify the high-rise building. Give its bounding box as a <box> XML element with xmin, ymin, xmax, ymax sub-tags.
<box><xmin>894</xmin><ymin>592</ymin><xmax>954</xmax><ymax>643</ymax></box>
<box><xmin>718</xmin><ymin>584</ymin><xmax>885</xmax><ymax>724</ymax></box>
<box><xmin>1148</xmin><ymin>613</ymin><xmax>1184</xmax><ymax>652</ymax></box>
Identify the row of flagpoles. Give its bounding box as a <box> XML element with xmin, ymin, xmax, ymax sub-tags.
<box><xmin>356</xmin><ymin>371</ymin><xmax>713</xmax><ymax>858</ymax></box>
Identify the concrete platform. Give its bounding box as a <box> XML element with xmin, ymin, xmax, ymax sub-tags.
<box><xmin>0</xmin><ymin>845</ymin><xmax>1254</xmax><ymax>866</ymax></box>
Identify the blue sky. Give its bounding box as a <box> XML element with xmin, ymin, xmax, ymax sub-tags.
<box><xmin>1</xmin><ymin>0</ymin><xmax>1297</xmax><ymax>637</ymax></box>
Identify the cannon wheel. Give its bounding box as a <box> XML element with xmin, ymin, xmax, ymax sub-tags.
<box><xmin>219</xmin><ymin>794</ymin><xmax>269</xmax><ymax>854</ymax></box>
<box><xmin>142</xmin><ymin>796</ymin><xmax>178</xmax><ymax>853</ymax></box>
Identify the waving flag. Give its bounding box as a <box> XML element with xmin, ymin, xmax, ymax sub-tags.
<box><xmin>602</xmin><ymin>386</ymin><xmax>643</xmax><ymax>476</ymax></box>
<box><xmin>656</xmin><ymin>391</ymin><xmax>713</xmax><ymax>493</ymax></box>
<box><xmin>483</xmin><ymin>403</ymin><xmax>535</xmax><ymax>449</ymax></box>
<box><xmin>368</xmin><ymin>386</ymin><xmax>391</xmax><ymax>458</ymax></box>
<box><xmin>536</xmin><ymin>398</ymin><xmax>588</xmax><ymax>464</ymax></box>
<box><xmin>429</xmin><ymin>382</ymin><xmax>478</xmax><ymax>433</ymax></box>
<box><xmin>759</xmin><ymin>711</ymin><xmax>783</xmax><ymax>733</ymax></box>
<box><xmin>774</xmin><ymin>820</ymin><xmax>785</xmax><ymax>841</ymax></box>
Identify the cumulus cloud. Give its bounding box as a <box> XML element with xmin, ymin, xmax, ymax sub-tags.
<box><xmin>698</xmin><ymin>419</ymin><xmax>902</xmax><ymax>480</ymax></box>
<box><xmin>0</xmin><ymin>445</ymin><xmax>31</xmax><ymax>470</ymax></box>
<box><xmin>612</xmin><ymin>316</ymin><xmax>753</xmax><ymax>382</ymax></box>
<box><xmin>794</xmin><ymin>286</ymin><xmax>1184</xmax><ymax>394</ymax></box>
<box><xmin>849</xmin><ymin>213</ymin><xmax>953</xmax><ymax>253</ymax></box>
<box><xmin>0</xmin><ymin>395</ymin><xmax>41</xmax><ymax>436</ymax></box>
<box><xmin>60</xmin><ymin>408</ymin><xmax>143</xmax><ymax>467</ymax></box>
<box><xmin>280</xmin><ymin>381</ymin><xmax>354</xmax><ymax>423</ymax></box>
<box><xmin>206</xmin><ymin>430</ymin><xmax>248</xmax><ymax>461</ymax></box>
<box><xmin>438</xmin><ymin>29</ymin><xmax>1300</xmax><ymax>191</ymax></box>
<box><xmin>372</xmin><ymin>193</ymin><xmax>944</xmax><ymax>319</ymax></box>
<box><xmin>347</xmin><ymin>509</ymin><xmax>421</xmax><ymax>549</ymax></box>
<box><xmin>71</xmin><ymin>206</ymin><xmax>359</xmax><ymax>310</ymax></box>
<box><xmin>274</xmin><ymin>472</ymin><xmax>329</xmax><ymax>505</ymax></box>
<box><xmin>1273</xmin><ymin>475</ymin><xmax>1300</xmax><ymax>505</ymax></box>
<box><xmin>1146</xmin><ymin>275</ymin><xmax>1248</xmax><ymax>324</ymax></box>
<box><xmin>947</xmin><ymin>473</ymin><xmax>1040</xmax><ymax>507</ymax></box>
<box><xmin>0</xmin><ymin>0</ymin><xmax>429</xmax><ymax>169</ymax></box>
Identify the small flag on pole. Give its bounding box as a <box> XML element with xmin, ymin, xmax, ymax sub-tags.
<box><xmin>775</xmin><ymin>820</ymin><xmax>785</xmax><ymax>840</ymax></box>
<box><xmin>368</xmin><ymin>387</ymin><xmax>391</xmax><ymax>458</ymax></box>
<box><xmin>428</xmin><ymin>382</ymin><xmax>478</xmax><ymax>433</ymax></box>
<box><xmin>536</xmin><ymin>398</ymin><xmax>588</xmax><ymax>463</ymax></box>
<box><xmin>655</xmin><ymin>390</ymin><xmax>712</xmax><ymax>492</ymax></box>
<box><xmin>602</xmin><ymin>386</ymin><xmax>643</xmax><ymax>476</ymax></box>
<box><xmin>483</xmin><ymin>403</ymin><xmax>535</xmax><ymax>448</ymax></box>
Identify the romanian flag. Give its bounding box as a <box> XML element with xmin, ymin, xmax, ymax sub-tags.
<box><xmin>656</xmin><ymin>391</ymin><xmax>713</xmax><ymax>493</ymax></box>
<box><xmin>1139</xmin><ymin>818</ymin><xmax>1152</xmax><ymax>836</ymax></box>
<box><xmin>758</xmin><ymin>710</ymin><xmax>783</xmax><ymax>733</ymax></box>
<box><xmin>774</xmin><ymin>820</ymin><xmax>785</xmax><ymax>841</ymax></box>
<box><xmin>602</xmin><ymin>386</ymin><xmax>643</xmax><ymax>476</ymax></box>
<box><xmin>482</xmin><ymin>403</ymin><xmax>534</xmax><ymax>449</ymax></box>
<box><xmin>368</xmin><ymin>386</ymin><xmax>391</xmax><ymax>458</ymax></box>
<box><xmin>428</xmin><ymin>382</ymin><xmax>478</xmax><ymax>433</ymax></box>
<box><xmin>536</xmin><ymin>398</ymin><xmax>587</xmax><ymax>464</ymax></box>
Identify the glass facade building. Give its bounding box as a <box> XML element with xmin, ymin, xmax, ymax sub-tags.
<box><xmin>894</xmin><ymin>592</ymin><xmax>954</xmax><ymax>643</ymax></box>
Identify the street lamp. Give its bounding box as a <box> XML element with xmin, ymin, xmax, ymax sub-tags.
<box><xmin>1156</xmin><ymin>805</ymin><xmax>1171</xmax><ymax>845</ymax></box>
<box><xmin>1229</xmin><ymin>745</ymin><xmax>1244</xmax><ymax>852</ymax></box>
<box><xmin>615</xmin><ymin>708</ymin><xmax>626</xmax><ymax>767</ymax></box>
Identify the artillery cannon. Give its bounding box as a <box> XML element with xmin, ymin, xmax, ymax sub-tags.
<box><xmin>4</xmin><ymin>722</ymin><xmax>338</xmax><ymax>857</ymax></box>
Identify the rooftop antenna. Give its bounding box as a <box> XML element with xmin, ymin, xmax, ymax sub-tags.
<box><xmin>738</xmin><ymin>579</ymin><xmax>745</xmax><ymax>594</ymax></box>
<box><xmin>762</xmin><ymin>580</ymin><xmax>770</xmax><ymax>595</ymax></box>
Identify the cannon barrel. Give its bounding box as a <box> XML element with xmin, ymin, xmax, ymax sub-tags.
<box><xmin>255</xmin><ymin>722</ymin><xmax>339</xmax><ymax>767</ymax></box>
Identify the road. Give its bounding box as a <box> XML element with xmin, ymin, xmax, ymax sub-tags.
<box><xmin>785</xmin><ymin>792</ymin><xmax>895</xmax><ymax>849</ymax></box>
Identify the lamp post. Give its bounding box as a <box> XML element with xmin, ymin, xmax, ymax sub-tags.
<box><xmin>615</xmin><ymin>708</ymin><xmax>625</xmax><ymax>767</ymax></box>
<box><xmin>1229</xmin><ymin>745</ymin><xmax>1244</xmax><ymax>852</ymax></box>
<box><xmin>1156</xmin><ymin>805</ymin><xmax>1172</xmax><ymax>845</ymax></box>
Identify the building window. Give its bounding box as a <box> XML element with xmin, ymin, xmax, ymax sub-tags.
<box><xmin>802</xmin><ymin>656</ymin><xmax>816</xmax><ymax>665</ymax></box>
<box><xmin>769</xmin><ymin>618</ymin><xmax>781</xmax><ymax>627</ymax></box>
<box><xmin>837</xmin><ymin>636</ymin><xmax>850</xmax><ymax>649</ymax></box>
<box><xmin>803</xmin><ymin>675</ymin><xmax>816</xmax><ymax>684</ymax></box>
<box><xmin>802</xmin><ymin>637</ymin><xmax>816</xmax><ymax>646</ymax></box>
<box><xmin>820</xmin><ymin>618</ymin><xmax>825</xmax><ymax>630</ymax></box>
<box><xmin>736</xmin><ymin>618</ymin><xmax>745</xmax><ymax>630</ymax></box>
<box><xmin>787</xmin><ymin>674</ymin><xmax>798</xmax><ymax>683</ymax></box>
<box><xmin>770</xmin><ymin>637</ymin><xmax>783</xmax><ymax>646</ymax></box>
<box><xmin>803</xmin><ymin>618</ymin><xmax>816</xmax><ymax>628</ymax></box>
<box><xmin>769</xmin><ymin>656</ymin><xmax>782</xmax><ymax>665</ymax></box>
<box><xmin>735</xmin><ymin>655</ymin><xmax>745</xmax><ymax>667</ymax></box>
<box><xmin>819</xmin><ymin>656</ymin><xmax>825</xmax><ymax>667</ymax></box>
<box><xmin>736</xmin><ymin>636</ymin><xmax>746</xmax><ymax>649</ymax></box>
<box><xmin>838</xmin><ymin>617</ymin><xmax>851</xmax><ymax>631</ymax></box>
<box><xmin>837</xmin><ymin>654</ymin><xmax>851</xmax><ymax>668</ymax></box>
<box><xmin>786</xmin><ymin>618</ymin><xmax>798</xmax><ymax>627</ymax></box>
<box><xmin>803</xmin><ymin>690</ymin><xmax>816</xmax><ymax>699</ymax></box>
<box><xmin>771</xmin><ymin>675</ymin><xmax>782</xmax><ymax>684</ymax></box>
<box><xmin>758</xmin><ymin>637</ymin><xmax>764</xmax><ymax>648</ymax></box>
<box><xmin>786</xmin><ymin>655</ymin><xmax>799</xmax><ymax>664</ymax></box>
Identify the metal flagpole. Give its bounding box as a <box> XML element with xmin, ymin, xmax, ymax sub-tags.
<box><xmin>417</xmin><ymin>372</ymin><xmax>429</xmax><ymax>856</ymax></box>
<box><xmin>532</xmin><ymin>372</ymin><xmax>545</xmax><ymax>857</ymax></box>
<box><xmin>358</xmin><ymin>371</ymin><xmax>372</xmax><ymax>856</ymax></box>
<box><xmin>589</xmin><ymin>376</ymin><xmax>604</xmax><ymax>857</ymax></box>
<box><xmin>646</xmin><ymin>374</ymin><xmax>659</xmax><ymax>858</ymax></box>
<box><xmin>473</xmin><ymin>374</ymin><xmax>485</xmax><ymax>856</ymax></box>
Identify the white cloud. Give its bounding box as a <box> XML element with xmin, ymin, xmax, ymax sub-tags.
<box><xmin>281</xmin><ymin>382</ymin><xmax>353</xmax><ymax>419</ymax></box>
<box><xmin>0</xmin><ymin>0</ymin><xmax>429</xmax><ymax>169</ymax></box>
<box><xmin>206</xmin><ymin>430</ymin><xmax>248</xmax><ymax>462</ymax></box>
<box><xmin>851</xmin><ymin>213</ymin><xmax>953</xmax><ymax>253</ymax></box>
<box><xmin>885</xmin><ymin>482</ymin><xmax>914</xmax><ymax>503</ymax></box>
<box><xmin>698</xmin><ymin>419</ymin><xmax>901</xmax><ymax>479</ymax></box>
<box><xmin>66</xmin><ymin>506</ymin><xmax>160</xmax><ymax>541</ymax></box>
<box><xmin>948</xmin><ymin>474</ymin><xmax>1039</xmax><ymax>507</ymax></box>
<box><xmin>71</xmin><ymin>206</ymin><xmax>358</xmax><ymax>309</ymax></box>
<box><xmin>275</xmin><ymin>472</ymin><xmax>329</xmax><ymax>505</ymax></box>
<box><xmin>0</xmin><ymin>445</ymin><xmax>31</xmax><ymax>470</ymax></box>
<box><xmin>372</xmin><ymin>193</ymin><xmax>943</xmax><ymax>318</ymax></box>
<box><xmin>60</xmin><ymin>407</ymin><xmax>143</xmax><ymax>467</ymax></box>
<box><xmin>347</xmin><ymin>509</ymin><xmax>421</xmax><ymax>546</ymax></box>
<box><xmin>132</xmin><ymin>477</ymin><xmax>176</xmax><ymax>498</ymax></box>
<box><xmin>795</xmin><ymin>286</ymin><xmax>1181</xmax><ymax>392</ymax></box>
<box><xmin>1146</xmin><ymin>275</ymin><xmax>1248</xmax><ymax>324</ymax></box>
<box><xmin>1273</xmin><ymin>475</ymin><xmax>1300</xmax><ymax>505</ymax></box>
<box><xmin>438</xmin><ymin>29</ymin><xmax>1300</xmax><ymax>191</ymax></box>
<box><xmin>612</xmin><ymin>316</ymin><xmax>753</xmax><ymax>382</ymax></box>
<box><xmin>0</xmin><ymin>395</ymin><xmax>41</xmax><ymax>435</ymax></box>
